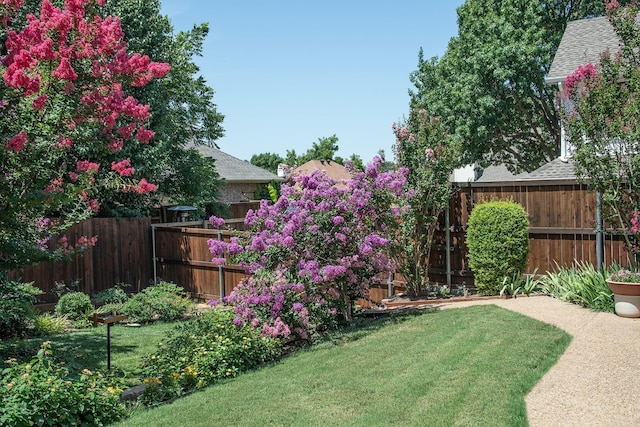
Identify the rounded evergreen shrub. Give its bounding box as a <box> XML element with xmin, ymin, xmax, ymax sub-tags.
<box><xmin>54</xmin><ymin>292</ymin><xmax>94</xmax><ymax>326</ymax></box>
<box><xmin>466</xmin><ymin>200</ymin><xmax>529</xmax><ymax>295</ymax></box>
<box><xmin>121</xmin><ymin>282</ymin><xmax>191</xmax><ymax>323</ymax></box>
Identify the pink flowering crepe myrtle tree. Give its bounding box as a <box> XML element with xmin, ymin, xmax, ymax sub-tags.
<box><xmin>564</xmin><ymin>0</ymin><xmax>640</xmax><ymax>267</ymax></box>
<box><xmin>0</xmin><ymin>0</ymin><xmax>169</xmax><ymax>272</ymax></box>
<box><xmin>207</xmin><ymin>157</ymin><xmax>409</xmax><ymax>341</ymax></box>
<box><xmin>391</xmin><ymin>108</ymin><xmax>461</xmax><ymax>296</ymax></box>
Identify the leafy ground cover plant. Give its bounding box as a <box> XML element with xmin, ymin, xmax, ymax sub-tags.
<box><xmin>121</xmin><ymin>282</ymin><xmax>191</xmax><ymax>323</ymax></box>
<box><xmin>1</xmin><ymin>342</ymin><xmax>127</xmax><ymax>426</ymax></box>
<box><xmin>0</xmin><ymin>278</ymin><xmax>42</xmax><ymax>340</ymax></box>
<box><xmin>139</xmin><ymin>309</ymin><xmax>281</xmax><ymax>405</ymax></box>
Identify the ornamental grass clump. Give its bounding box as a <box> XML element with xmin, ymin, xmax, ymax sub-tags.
<box><xmin>208</xmin><ymin>157</ymin><xmax>408</xmax><ymax>342</ymax></box>
<box><xmin>538</xmin><ymin>261</ymin><xmax>614</xmax><ymax>312</ymax></box>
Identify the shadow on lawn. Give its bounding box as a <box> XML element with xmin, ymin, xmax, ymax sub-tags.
<box><xmin>318</xmin><ymin>304</ymin><xmax>442</xmax><ymax>348</ymax></box>
<box><xmin>0</xmin><ymin>326</ymin><xmax>144</xmax><ymax>373</ymax></box>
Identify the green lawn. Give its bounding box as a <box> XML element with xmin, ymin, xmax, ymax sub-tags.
<box><xmin>117</xmin><ymin>305</ymin><xmax>571</xmax><ymax>427</ymax></box>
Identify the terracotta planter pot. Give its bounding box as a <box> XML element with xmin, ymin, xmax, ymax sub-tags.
<box><xmin>606</xmin><ymin>280</ymin><xmax>640</xmax><ymax>318</ymax></box>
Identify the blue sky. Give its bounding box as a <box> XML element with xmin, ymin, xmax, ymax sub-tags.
<box><xmin>159</xmin><ymin>1</ymin><xmax>465</xmax><ymax>163</ymax></box>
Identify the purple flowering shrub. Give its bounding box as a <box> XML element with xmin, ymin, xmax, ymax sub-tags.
<box><xmin>221</xmin><ymin>270</ymin><xmax>337</xmax><ymax>342</ymax></box>
<box><xmin>208</xmin><ymin>157</ymin><xmax>408</xmax><ymax>341</ymax></box>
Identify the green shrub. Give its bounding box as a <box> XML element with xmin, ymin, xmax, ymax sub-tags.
<box><xmin>1</xmin><ymin>342</ymin><xmax>127</xmax><ymax>426</ymax></box>
<box><xmin>54</xmin><ymin>292</ymin><xmax>94</xmax><ymax>328</ymax></box>
<box><xmin>539</xmin><ymin>261</ymin><xmax>614</xmax><ymax>312</ymax></box>
<box><xmin>0</xmin><ymin>279</ymin><xmax>42</xmax><ymax>340</ymax></box>
<box><xmin>466</xmin><ymin>200</ymin><xmax>530</xmax><ymax>295</ymax></box>
<box><xmin>121</xmin><ymin>282</ymin><xmax>191</xmax><ymax>323</ymax></box>
<box><xmin>94</xmin><ymin>285</ymin><xmax>129</xmax><ymax>305</ymax></box>
<box><xmin>140</xmin><ymin>309</ymin><xmax>281</xmax><ymax>405</ymax></box>
<box><xmin>34</xmin><ymin>313</ymin><xmax>68</xmax><ymax>336</ymax></box>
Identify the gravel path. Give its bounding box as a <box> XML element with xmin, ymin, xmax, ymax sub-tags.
<box><xmin>435</xmin><ymin>296</ymin><xmax>640</xmax><ymax>427</ymax></box>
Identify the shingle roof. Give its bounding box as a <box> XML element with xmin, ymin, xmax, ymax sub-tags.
<box><xmin>474</xmin><ymin>158</ymin><xmax>578</xmax><ymax>183</ymax></box>
<box><xmin>546</xmin><ymin>16</ymin><xmax>622</xmax><ymax>84</ymax></box>
<box><xmin>189</xmin><ymin>143</ymin><xmax>282</xmax><ymax>183</ymax></box>
<box><xmin>475</xmin><ymin>164</ymin><xmax>529</xmax><ymax>182</ymax></box>
<box><xmin>522</xmin><ymin>157</ymin><xmax>578</xmax><ymax>181</ymax></box>
<box><xmin>291</xmin><ymin>160</ymin><xmax>353</xmax><ymax>182</ymax></box>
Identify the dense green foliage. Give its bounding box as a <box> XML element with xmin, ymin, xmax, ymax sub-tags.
<box><xmin>140</xmin><ymin>309</ymin><xmax>281</xmax><ymax>405</ymax></box>
<box><xmin>250</xmin><ymin>134</ymin><xmax>366</xmax><ymax>172</ymax></box>
<box><xmin>121</xmin><ymin>282</ymin><xmax>191</xmax><ymax>323</ymax></box>
<box><xmin>55</xmin><ymin>292</ymin><xmax>94</xmax><ymax>328</ymax></box>
<box><xmin>466</xmin><ymin>200</ymin><xmax>530</xmax><ymax>294</ymax></box>
<box><xmin>0</xmin><ymin>279</ymin><xmax>42</xmax><ymax>340</ymax></box>
<box><xmin>410</xmin><ymin>0</ymin><xmax>624</xmax><ymax>172</ymax></box>
<box><xmin>1</xmin><ymin>342</ymin><xmax>127</xmax><ymax>427</ymax></box>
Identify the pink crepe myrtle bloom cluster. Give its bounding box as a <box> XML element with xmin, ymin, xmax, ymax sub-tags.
<box><xmin>110</xmin><ymin>159</ymin><xmax>134</xmax><ymax>177</ymax></box>
<box><xmin>565</xmin><ymin>63</ymin><xmax>597</xmax><ymax>95</ymax></box>
<box><xmin>5</xmin><ymin>131</ymin><xmax>26</xmax><ymax>152</ymax></box>
<box><xmin>207</xmin><ymin>157</ymin><xmax>408</xmax><ymax>341</ymax></box>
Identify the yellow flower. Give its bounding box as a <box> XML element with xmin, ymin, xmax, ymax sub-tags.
<box><xmin>143</xmin><ymin>378</ymin><xmax>150</xmax><ymax>384</ymax></box>
<box><xmin>7</xmin><ymin>381</ymin><xmax>15</xmax><ymax>388</ymax></box>
<box><xmin>172</xmin><ymin>372</ymin><xmax>180</xmax><ymax>378</ymax></box>
<box><xmin>82</xmin><ymin>369</ymin><xmax>93</xmax><ymax>376</ymax></box>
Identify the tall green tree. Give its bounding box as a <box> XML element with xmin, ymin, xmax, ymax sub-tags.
<box><xmin>250</xmin><ymin>152</ymin><xmax>285</xmax><ymax>174</ymax></box>
<box><xmin>410</xmin><ymin>0</ymin><xmax>624</xmax><ymax>173</ymax></box>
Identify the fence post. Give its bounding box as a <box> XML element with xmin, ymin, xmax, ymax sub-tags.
<box><xmin>151</xmin><ymin>224</ymin><xmax>158</xmax><ymax>284</ymax></box>
<box><xmin>445</xmin><ymin>205</ymin><xmax>452</xmax><ymax>287</ymax></box>
<box><xmin>218</xmin><ymin>229</ymin><xmax>224</xmax><ymax>298</ymax></box>
<box><xmin>596</xmin><ymin>191</ymin><xmax>604</xmax><ymax>272</ymax></box>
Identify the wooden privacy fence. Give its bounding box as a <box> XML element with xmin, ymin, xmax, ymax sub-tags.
<box><xmin>10</xmin><ymin>183</ymin><xmax>632</xmax><ymax>304</ymax></box>
<box><xmin>425</xmin><ymin>180</ymin><xmax>628</xmax><ymax>289</ymax></box>
<box><xmin>152</xmin><ymin>220</ymin><xmax>248</xmax><ymax>301</ymax></box>
<box><xmin>9</xmin><ymin>218</ymin><xmax>154</xmax><ymax>304</ymax></box>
